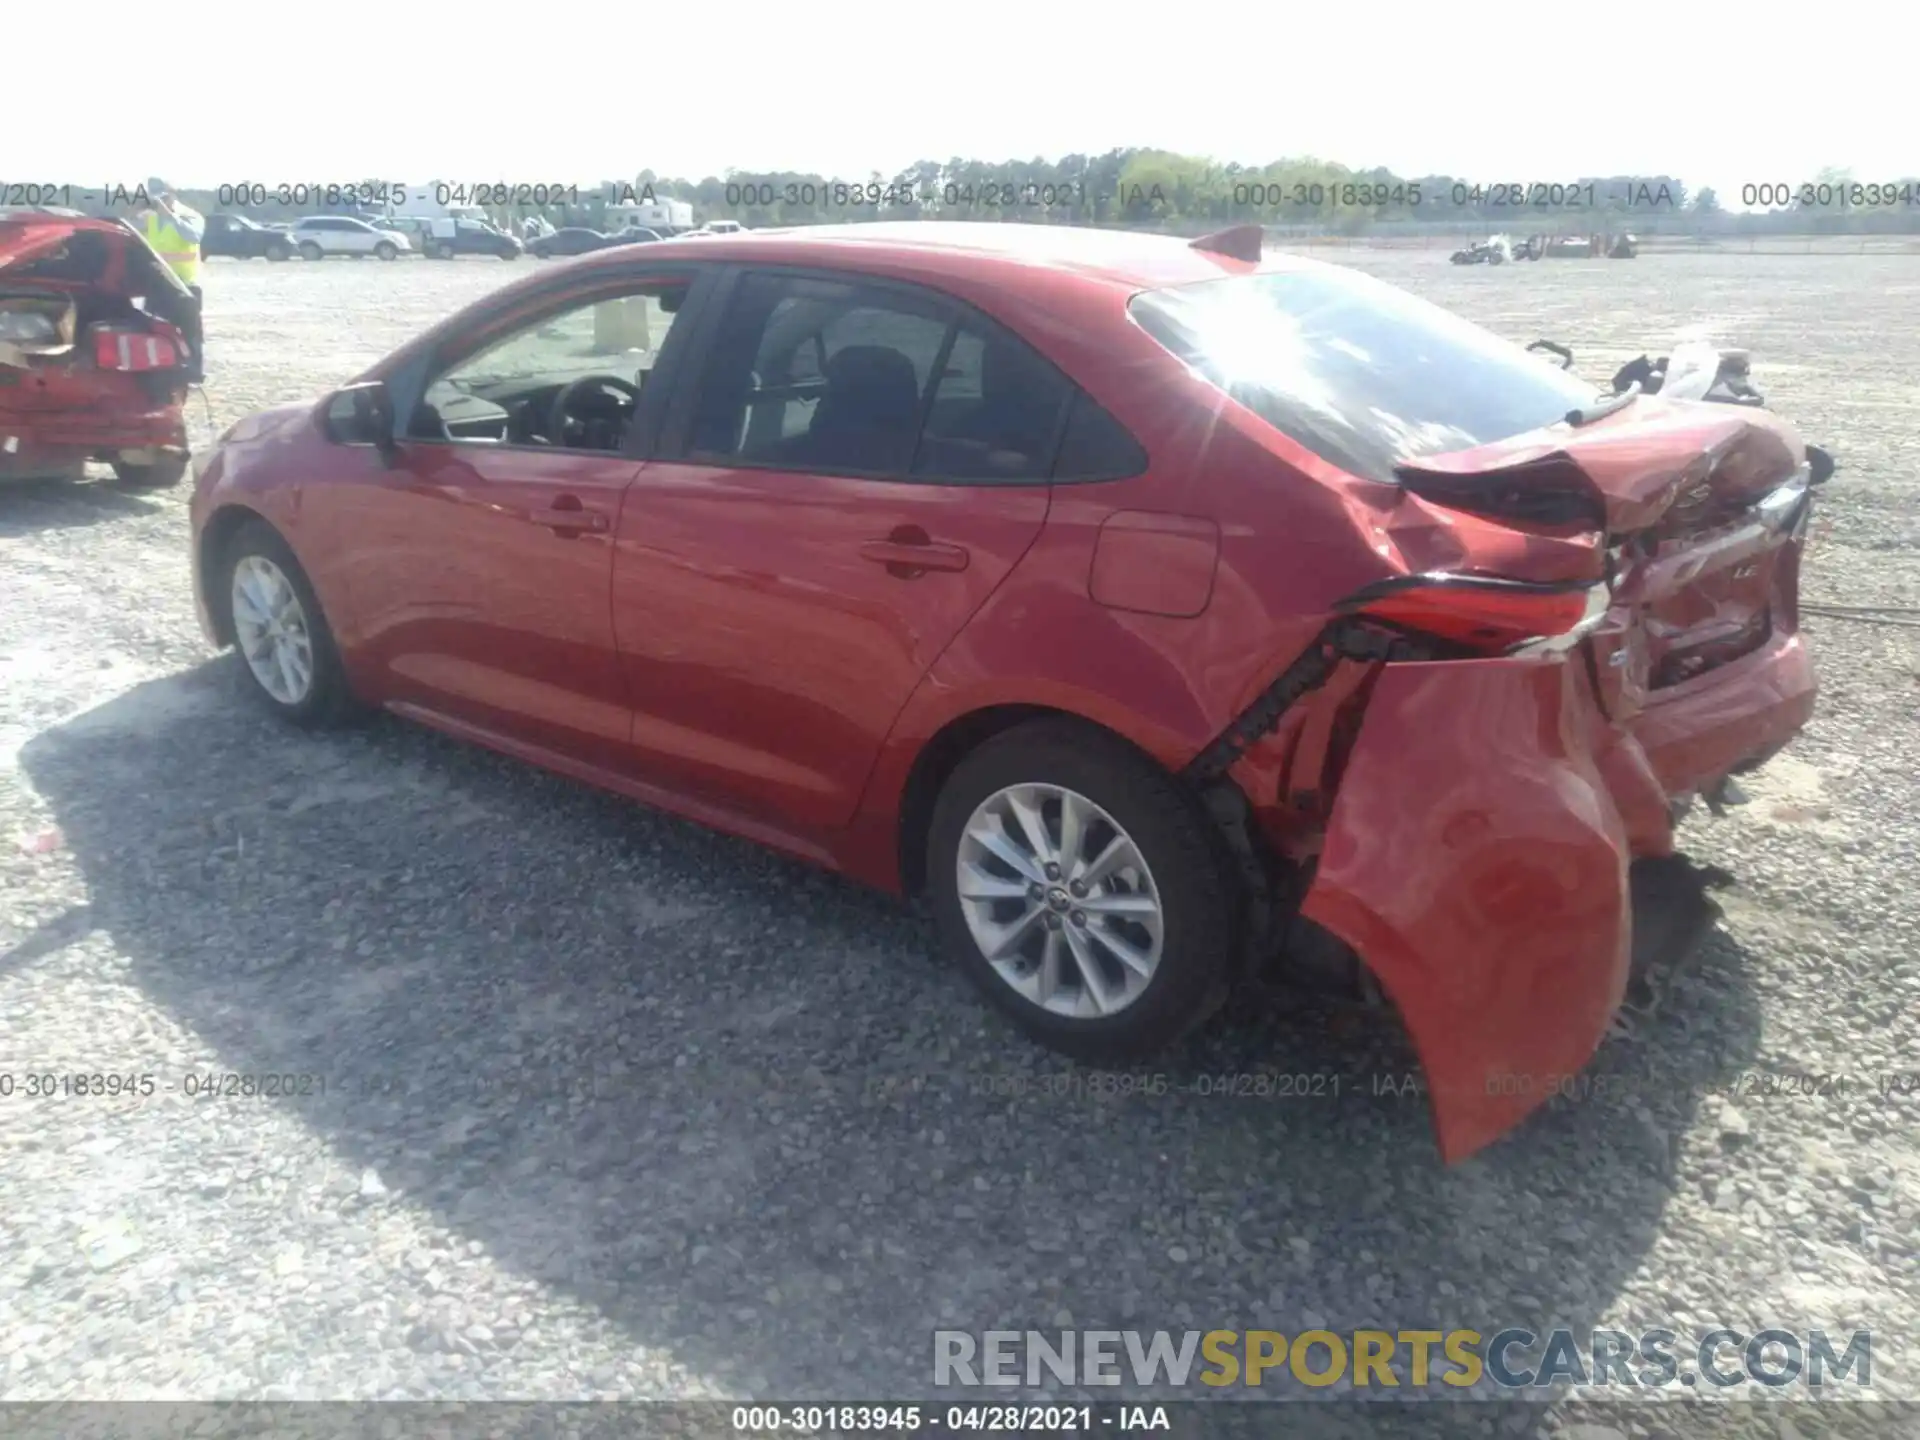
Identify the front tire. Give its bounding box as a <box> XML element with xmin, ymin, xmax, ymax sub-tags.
<box><xmin>298</xmin><ymin>241</ymin><xmax>323</xmax><ymax>262</ymax></box>
<box><xmin>375</xmin><ymin>241</ymin><xmax>398</xmax><ymax>261</ymax></box>
<box><xmin>267</xmin><ymin>240</ymin><xmax>291</xmax><ymax>261</ymax></box>
<box><xmin>927</xmin><ymin>720</ymin><xmax>1237</xmax><ymax>1064</ymax></box>
<box><xmin>111</xmin><ymin>458</ymin><xmax>188</xmax><ymax>489</ymax></box>
<box><xmin>221</xmin><ymin>519</ymin><xmax>363</xmax><ymax>728</ymax></box>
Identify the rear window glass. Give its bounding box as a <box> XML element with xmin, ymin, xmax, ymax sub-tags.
<box><xmin>1128</xmin><ymin>268</ymin><xmax>1595</xmax><ymax>484</ymax></box>
<box><xmin>1052</xmin><ymin>391</ymin><xmax>1146</xmax><ymax>481</ymax></box>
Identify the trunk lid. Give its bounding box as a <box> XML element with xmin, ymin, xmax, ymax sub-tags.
<box><xmin>0</xmin><ymin>214</ymin><xmax>191</xmax><ymax>297</ymax></box>
<box><xmin>1393</xmin><ymin>397</ymin><xmax>1812</xmax><ymax>722</ymax></box>
<box><xmin>1393</xmin><ymin>397</ymin><xmax>1803</xmax><ymax>534</ymax></box>
<box><xmin>0</xmin><ymin>215</ymin><xmax>101</xmax><ymax>271</ymax></box>
<box><xmin>0</xmin><ymin>215</ymin><xmax>202</xmax><ymax>387</ymax></box>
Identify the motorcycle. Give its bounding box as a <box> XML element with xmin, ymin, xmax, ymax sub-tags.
<box><xmin>1450</xmin><ymin>235</ymin><xmax>1512</xmax><ymax>266</ymax></box>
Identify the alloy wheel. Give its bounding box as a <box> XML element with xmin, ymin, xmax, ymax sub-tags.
<box><xmin>231</xmin><ymin>555</ymin><xmax>315</xmax><ymax>705</ymax></box>
<box><xmin>955</xmin><ymin>783</ymin><xmax>1165</xmax><ymax>1019</ymax></box>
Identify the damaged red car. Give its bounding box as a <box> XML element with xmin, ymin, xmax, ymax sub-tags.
<box><xmin>186</xmin><ymin>223</ymin><xmax>1830</xmax><ymax>1160</ymax></box>
<box><xmin>0</xmin><ymin>211</ymin><xmax>203</xmax><ymax>488</ymax></box>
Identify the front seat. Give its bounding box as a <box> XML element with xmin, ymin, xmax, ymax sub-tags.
<box><xmin>796</xmin><ymin>345</ymin><xmax>923</xmax><ymax>472</ymax></box>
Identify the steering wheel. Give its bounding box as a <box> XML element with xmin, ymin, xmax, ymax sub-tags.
<box><xmin>548</xmin><ymin>374</ymin><xmax>641</xmax><ymax>449</ymax></box>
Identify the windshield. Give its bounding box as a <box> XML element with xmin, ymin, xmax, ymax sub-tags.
<box><xmin>1128</xmin><ymin>267</ymin><xmax>1596</xmax><ymax>484</ymax></box>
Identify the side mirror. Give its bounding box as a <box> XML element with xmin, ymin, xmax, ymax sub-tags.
<box><xmin>1806</xmin><ymin>444</ymin><xmax>1835</xmax><ymax>486</ymax></box>
<box><xmin>323</xmin><ymin>380</ymin><xmax>397</xmax><ymax>454</ymax></box>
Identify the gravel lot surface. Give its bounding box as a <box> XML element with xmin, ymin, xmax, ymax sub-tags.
<box><xmin>2</xmin><ymin>251</ymin><xmax>1916</xmax><ymax>1436</ymax></box>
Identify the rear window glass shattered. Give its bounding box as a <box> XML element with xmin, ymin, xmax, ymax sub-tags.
<box><xmin>1128</xmin><ymin>267</ymin><xmax>1595</xmax><ymax>484</ymax></box>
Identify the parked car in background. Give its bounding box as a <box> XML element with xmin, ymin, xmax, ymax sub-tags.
<box><xmin>1</xmin><ymin>213</ymin><xmax>202</xmax><ymax>488</ymax></box>
<box><xmin>289</xmin><ymin>216</ymin><xmax>411</xmax><ymax>261</ymax></box>
<box><xmin>376</xmin><ymin>216</ymin><xmax>432</xmax><ymax>250</ymax></box>
<box><xmin>526</xmin><ymin>227</ymin><xmax>608</xmax><ymax>259</ymax></box>
<box><xmin>186</xmin><ymin>222</ymin><xmax>1832</xmax><ymax>1164</ymax></box>
<box><xmin>201</xmin><ymin>214</ymin><xmax>295</xmax><ymax>262</ymax></box>
<box><xmin>420</xmin><ymin>220</ymin><xmax>523</xmax><ymax>260</ymax></box>
<box><xmin>526</xmin><ymin>227</ymin><xmax>655</xmax><ymax>259</ymax></box>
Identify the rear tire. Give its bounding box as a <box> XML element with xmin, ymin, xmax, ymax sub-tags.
<box><xmin>220</xmin><ymin>519</ymin><xmax>364</xmax><ymax>729</ymax></box>
<box><xmin>112</xmin><ymin>458</ymin><xmax>188</xmax><ymax>490</ymax></box>
<box><xmin>927</xmin><ymin>720</ymin><xmax>1237</xmax><ymax>1064</ymax></box>
<box><xmin>298</xmin><ymin>241</ymin><xmax>323</xmax><ymax>262</ymax></box>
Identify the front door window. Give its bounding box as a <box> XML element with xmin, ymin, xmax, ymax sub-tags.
<box><xmin>409</xmin><ymin>281</ymin><xmax>689</xmax><ymax>451</ymax></box>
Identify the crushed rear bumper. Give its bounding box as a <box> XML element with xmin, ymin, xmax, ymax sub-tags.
<box><xmin>1293</xmin><ymin>626</ymin><xmax>1810</xmax><ymax>1163</ymax></box>
<box><xmin>1298</xmin><ymin>656</ymin><xmax>1631</xmax><ymax>1162</ymax></box>
<box><xmin>1628</xmin><ymin>628</ymin><xmax>1816</xmax><ymax>800</ymax></box>
<box><xmin>0</xmin><ymin>403</ymin><xmax>188</xmax><ymax>479</ymax></box>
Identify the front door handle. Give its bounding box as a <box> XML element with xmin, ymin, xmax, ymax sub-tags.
<box><xmin>860</xmin><ymin>527</ymin><xmax>969</xmax><ymax>575</ymax></box>
<box><xmin>532</xmin><ymin>499</ymin><xmax>609</xmax><ymax>535</ymax></box>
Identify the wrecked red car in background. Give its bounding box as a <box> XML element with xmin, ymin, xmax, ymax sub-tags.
<box><xmin>184</xmin><ymin>222</ymin><xmax>1830</xmax><ymax>1161</ymax></box>
<box><xmin>0</xmin><ymin>211</ymin><xmax>201</xmax><ymax>488</ymax></box>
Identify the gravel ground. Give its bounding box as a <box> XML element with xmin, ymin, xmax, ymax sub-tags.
<box><xmin>1</xmin><ymin>252</ymin><xmax>1916</xmax><ymax>1436</ymax></box>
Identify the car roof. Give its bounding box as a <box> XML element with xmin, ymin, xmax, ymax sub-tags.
<box><xmin>577</xmin><ymin>221</ymin><xmax>1307</xmax><ymax>292</ymax></box>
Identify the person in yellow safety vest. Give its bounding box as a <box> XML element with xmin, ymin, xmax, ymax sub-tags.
<box><xmin>136</xmin><ymin>178</ymin><xmax>204</xmax><ymax>291</ymax></box>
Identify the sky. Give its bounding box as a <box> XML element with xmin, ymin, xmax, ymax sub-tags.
<box><xmin>11</xmin><ymin>0</ymin><xmax>1903</xmax><ymax>208</ymax></box>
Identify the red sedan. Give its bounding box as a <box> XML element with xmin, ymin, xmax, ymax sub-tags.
<box><xmin>187</xmin><ymin>223</ymin><xmax>1825</xmax><ymax>1161</ymax></box>
<box><xmin>1</xmin><ymin>213</ymin><xmax>203</xmax><ymax>487</ymax></box>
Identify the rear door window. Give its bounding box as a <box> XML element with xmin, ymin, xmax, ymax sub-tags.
<box><xmin>912</xmin><ymin>323</ymin><xmax>1071</xmax><ymax>482</ymax></box>
<box><xmin>682</xmin><ymin>273</ymin><xmax>948</xmax><ymax>474</ymax></box>
<box><xmin>676</xmin><ymin>271</ymin><xmax>1107</xmax><ymax>484</ymax></box>
<box><xmin>1051</xmin><ymin>391</ymin><xmax>1147</xmax><ymax>481</ymax></box>
<box><xmin>1128</xmin><ymin>267</ymin><xmax>1596</xmax><ymax>484</ymax></box>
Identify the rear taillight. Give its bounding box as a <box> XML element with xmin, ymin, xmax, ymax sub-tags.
<box><xmin>92</xmin><ymin>325</ymin><xmax>182</xmax><ymax>372</ymax></box>
<box><xmin>1344</xmin><ymin>574</ymin><xmax>1611</xmax><ymax>656</ymax></box>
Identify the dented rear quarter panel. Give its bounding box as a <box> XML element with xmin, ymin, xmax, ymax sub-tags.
<box><xmin>839</xmin><ymin>387</ymin><xmax>1412</xmax><ymax>894</ymax></box>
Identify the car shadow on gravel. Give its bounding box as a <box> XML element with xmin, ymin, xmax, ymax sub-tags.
<box><xmin>0</xmin><ymin>476</ymin><xmax>166</xmax><ymax>538</ymax></box>
<box><xmin>20</xmin><ymin>663</ymin><xmax>1768</xmax><ymax>1400</ymax></box>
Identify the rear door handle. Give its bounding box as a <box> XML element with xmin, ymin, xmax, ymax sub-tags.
<box><xmin>859</xmin><ymin>538</ymin><xmax>969</xmax><ymax>574</ymax></box>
